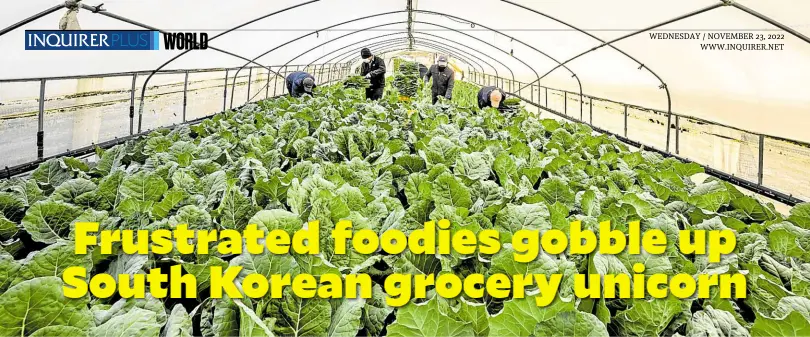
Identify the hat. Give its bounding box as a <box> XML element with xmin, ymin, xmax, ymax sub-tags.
<box><xmin>361</xmin><ymin>48</ymin><xmax>372</xmax><ymax>58</ymax></box>
<box><xmin>490</xmin><ymin>90</ymin><xmax>503</xmax><ymax>101</ymax></box>
<box><xmin>437</xmin><ymin>55</ymin><xmax>448</xmax><ymax>63</ymax></box>
<box><xmin>302</xmin><ymin>77</ymin><xmax>314</xmax><ymax>92</ymax></box>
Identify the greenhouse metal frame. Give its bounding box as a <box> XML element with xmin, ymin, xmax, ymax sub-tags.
<box><xmin>1</xmin><ymin>0</ymin><xmax>809</xmax><ymax>206</ymax></box>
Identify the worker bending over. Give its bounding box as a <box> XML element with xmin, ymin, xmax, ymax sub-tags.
<box><xmin>477</xmin><ymin>86</ymin><xmax>508</xmax><ymax>110</ymax></box>
<box><xmin>360</xmin><ymin>48</ymin><xmax>386</xmax><ymax>101</ymax></box>
<box><xmin>286</xmin><ymin>71</ymin><xmax>316</xmax><ymax>98</ymax></box>
<box><xmin>425</xmin><ymin>56</ymin><xmax>455</xmax><ymax>104</ymax></box>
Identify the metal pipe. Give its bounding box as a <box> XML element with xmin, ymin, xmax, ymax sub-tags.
<box><xmin>340</xmin><ymin>39</ymin><xmax>488</xmax><ymax>75</ymax></box>
<box><xmin>675</xmin><ymin>115</ymin><xmax>680</xmax><ymax>154</ymax></box>
<box><xmin>340</xmin><ymin>38</ymin><xmax>490</xmax><ymax>76</ymax></box>
<box><xmin>129</xmin><ymin>74</ymin><xmax>137</xmax><ymax>135</ymax></box>
<box><xmin>222</xmin><ymin>69</ymin><xmax>229</xmax><ymax>112</ymax></box>
<box><xmin>732</xmin><ymin>2</ymin><xmax>810</xmax><ymax>44</ymax></box>
<box><xmin>246</xmin><ymin>67</ymin><xmax>253</xmax><ymax>104</ymax></box>
<box><xmin>272</xmin><ymin>22</ymin><xmax>501</xmax><ymax>91</ymax></box>
<box><xmin>512</xmin><ymin>95</ymin><xmax>805</xmax><ymax>206</ymax></box>
<box><xmin>589</xmin><ymin>97</ymin><xmax>593</xmax><ymax>124</ymax></box>
<box><xmin>624</xmin><ymin>105</ymin><xmax>629</xmax><ymax>138</ymax></box>
<box><xmin>313</xmin><ymin>30</ymin><xmax>512</xmax><ymax>79</ymax></box>
<box><xmin>265</xmin><ymin>68</ymin><xmax>271</xmax><ymax>99</ymax></box>
<box><xmin>89</xmin><ymin>7</ymin><xmax>276</xmax><ymax>131</ymax></box>
<box><xmin>529</xmin><ymin>3</ymin><xmax>722</xmax><ymax>86</ymax></box>
<box><xmin>0</xmin><ymin>65</ymin><xmax>315</xmax><ymax>83</ymax></box>
<box><xmin>37</xmin><ymin>79</ymin><xmax>45</xmax><ymax>159</ymax></box>
<box><xmin>232</xmin><ymin>10</ymin><xmax>549</xmax><ymax>100</ymax></box>
<box><xmin>758</xmin><ymin>134</ymin><xmax>765</xmax><ymax>185</ymax></box>
<box><xmin>564</xmin><ymin>92</ymin><xmax>568</xmax><ymax>116</ymax></box>
<box><xmin>182</xmin><ymin>71</ymin><xmax>189</xmax><ymax>122</ymax></box>
<box><xmin>503</xmin><ymin>0</ymin><xmax>674</xmax><ymax>102</ymax></box>
<box><xmin>135</xmin><ymin>0</ymin><xmax>318</xmax><ymax>104</ymax></box>
<box><xmin>0</xmin><ymin>4</ymin><xmax>65</xmax><ymax>38</ymax></box>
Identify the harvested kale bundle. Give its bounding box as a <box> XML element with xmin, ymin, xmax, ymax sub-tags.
<box><xmin>343</xmin><ymin>75</ymin><xmax>371</xmax><ymax>89</ymax></box>
<box><xmin>394</xmin><ymin>61</ymin><xmax>420</xmax><ymax>98</ymax></box>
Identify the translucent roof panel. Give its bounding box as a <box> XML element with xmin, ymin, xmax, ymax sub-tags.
<box><xmin>1</xmin><ymin>0</ymin><xmax>809</xmax><ymax>140</ymax></box>
<box><xmin>0</xmin><ymin>0</ymin><xmax>407</xmax><ymax>78</ymax></box>
<box><xmin>419</xmin><ymin>0</ymin><xmax>810</xmax><ymax>141</ymax></box>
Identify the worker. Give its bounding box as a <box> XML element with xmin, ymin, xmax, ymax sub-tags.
<box><xmin>424</xmin><ymin>56</ymin><xmax>455</xmax><ymax>104</ymax></box>
<box><xmin>477</xmin><ymin>86</ymin><xmax>508</xmax><ymax>110</ymax></box>
<box><xmin>285</xmin><ymin>71</ymin><xmax>316</xmax><ymax>98</ymax></box>
<box><xmin>360</xmin><ymin>48</ymin><xmax>386</xmax><ymax>101</ymax></box>
<box><xmin>418</xmin><ymin>63</ymin><xmax>429</xmax><ymax>78</ymax></box>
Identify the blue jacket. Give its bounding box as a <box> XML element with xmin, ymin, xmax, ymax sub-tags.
<box><xmin>286</xmin><ymin>71</ymin><xmax>315</xmax><ymax>97</ymax></box>
<box><xmin>477</xmin><ymin>86</ymin><xmax>507</xmax><ymax>110</ymax></box>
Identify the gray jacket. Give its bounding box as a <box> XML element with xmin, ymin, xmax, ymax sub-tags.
<box><xmin>425</xmin><ymin>65</ymin><xmax>455</xmax><ymax>99</ymax></box>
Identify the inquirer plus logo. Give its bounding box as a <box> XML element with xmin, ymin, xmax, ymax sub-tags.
<box><xmin>25</xmin><ymin>30</ymin><xmax>208</xmax><ymax>50</ymax></box>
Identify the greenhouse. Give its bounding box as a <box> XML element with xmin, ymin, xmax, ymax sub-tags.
<box><xmin>0</xmin><ymin>0</ymin><xmax>809</xmax><ymax>336</ymax></box>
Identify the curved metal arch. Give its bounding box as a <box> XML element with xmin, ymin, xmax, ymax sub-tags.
<box><xmin>501</xmin><ymin>0</ymin><xmax>676</xmax><ymax>149</ymax></box>
<box><xmin>241</xmin><ymin>23</ymin><xmax>498</xmax><ymax>104</ymax></box>
<box><xmin>245</xmin><ymin>39</ymin><xmax>488</xmax><ymax>103</ymax></box>
<box><xmin>316</xmin><ymin>36</ymin><xmax>488</xmax><ymax>75</ymax></box>
<box><xmin>233</xmin><ymin>19</ymin><xmax>514</xmax><ymax>104</ymax></box>
<box><xmin>244</xmin><ymin>41</ymin><xmax>483</xmax><ymax>103</ymax></box>
<box><xmin>309</xmin><ymin>30</ymin><xmax>516</xmax><ymax>81</ymax></box>
<box><xmin>373</xmin><ymin>39</ymin><xmax>488</xmax><ymax>75</ymax></box>
<box><xmin>373</xmin><ymin>41</ymin><xmax>485</xmax><ymax>76</ymax></box>
<box><xmin>308</xmin><ymin>35</ymin><xmax>501</xmax><ymax>80</ymax></box>
<box><xmin>341</xmin><ymin>39</ymin><xmax>488</xmax><ymax>75</ymax></box>
<box><xmin>226</xmin><ymin>10</ymin><xmax>575</xmax><ymax>104</ymax></box>
<box><xmin>227</xmin><ymin>10</ymin><xmax>403</xmax><ymax>105</ymax></box>
<box><xmin>330</xmin><ymin>38</ymin><xmax>489</xmax><ymax>76</ymax></box>
<box><xmin>408</xmin><ymin>19</ymin><xmax>543</xmax><ymax>93</ymax></box>
<box><xmin>411</xmin><ymin>10</ymin><xmax>580</xmax><ymax>86</ymax></box>
<box><xmin>136</xmin><ymin>0</ymin><xmax>321</xmax><ymax>128</ymax></box>
<box><xmin>502</xmin><ymin>1</ymin><xmax>672</xmax><ymax>98</ymax></box>
<box><xmin>279</xmin><ymin>18</ymin><xmax>540</xmax><ymax>96</ymax></box>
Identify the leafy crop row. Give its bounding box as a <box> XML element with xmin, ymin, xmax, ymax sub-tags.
<box><xmin>0</xmin><ymin>80</ymin><xmax>808</xmax><ymax>337</ymax></box>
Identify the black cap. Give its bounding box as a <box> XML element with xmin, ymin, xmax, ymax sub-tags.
<box><xmin>361</xmin><ymin>48</ymin><xmax>372</xmax><ymax>58</ymax></box>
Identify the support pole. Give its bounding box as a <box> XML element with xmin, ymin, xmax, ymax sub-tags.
<box><xmin>564</xmin><ymin>92</ymin><xmax>568</xmax><ymax>116</ymax></box>
<box><xmin>129</xmin><ymin>74</ymin><xmax>137</xmax><ymax>135</ymax></box>
<box><xmin>666</xmin><ymin>110</ymin><xmax>672</xmax><ymax>152</ymax></box>
<box><xmin>246</xmin><ymin>67</ymin><xmax>253</xmax><ymax>104</ymax></box>
<box><xmin>37</xmin><ymin>79</ymin><xmax>45</xmax><ymax>159</ymax></box>
<box><xmin>266</xmin><ymin>68</ymin><xmax>271</xmax><ymax>99</ymax></box>
<box><xmin>223</xmin><ymin>69</ymin><xmax>229</xmax><ymax>111</ymax></box>
<box><xmin>589</xmin><ymin>97</ymin><xmax>593</xmax><ymax>124</ymax></box>
<box><xmin>675</xmin><ymin>115</ymin><xmax>680</xmax><ymax>154</ymax></box>
<box><xmin>624</xmin><ymin>105</ymin><xmax>628</xmax><ymax>138</ymax></box>
<box><xmin>758</xmin><ymin>134</ymin><xmax>765</xmax><ymax>185</ymax></box>
<box><xmin>182</xmin><ymin>71</ymin><xmax>189</xmax><ymax>122</ymax></box>
<box><xmin>580</xmin><ymin>94</ymin><xmax>584</xmax><ymax>121</ymax></box>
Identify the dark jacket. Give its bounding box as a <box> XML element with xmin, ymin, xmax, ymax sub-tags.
<box><xmin>477</xmin><ymin>86</ymin><xmax>508</xmax><ymax>110</ymax></box>
<box><xmin>360</xmin><ymin>56</ymin><xmax>386</xmax><ymax>89</ymax></box>
<box><xmin>425</xmin><ymin>65</ymin><xmax>455</xmax><ymax>99</ymax></box>
<box><xmin>286</xmin><ymin>71</ymin><xmax>315</xmax><ymax>97</ymax></box>
<box><xmin>418</xmin><ymin>64</ymin><xmax>429</xmax><ymax>78</ymax></box>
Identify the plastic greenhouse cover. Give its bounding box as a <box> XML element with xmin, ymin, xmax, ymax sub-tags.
<box><xmin>1</xmin><ymin>0</ymin><xmax>809</xmax><ymax>141</ymax></box>
<box><xmin>2</xmin><ymin>2</ymin><xmax>810</xmax><ymax>337</ymax></box>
